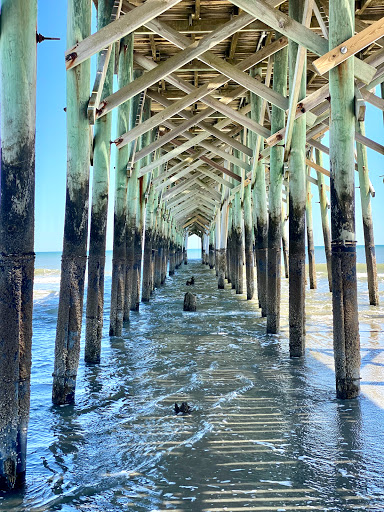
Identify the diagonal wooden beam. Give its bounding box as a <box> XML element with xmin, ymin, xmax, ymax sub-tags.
<box><xmin>96</xmin><ymin>12</ymin><xmax>258</xmax><ymax>119</ymax></box>
<box><xmin>170</xmin><ymin>139</ymin><xmax>242</xmax><ymax>181</ymax></box>
<box><xmin>153</xmin><ymin>125</ymin><xmax>245</xmax><ymax>189</ymax></box>
<box><xmin>356</xmin><ymin>0</ymin><xmax>375</xmax><ymax>16</ymax></box>
<box><xmin>313</xmin><ymin>16</ymin><xmax>384</xmax><ymax>76</ymax></box>
<box><xmin>284</xmin><ymin>0</ymin><xmax>314</xmax><ymax>157</ymax></box>
<box><xmin>65</xmin><ymin>0</ymin><xmax>183</xmax><ymax>69</ymax></box>
<box><xmin>136</xmin><ymin>105</ymin><xmax>252</xmax><ymax>177</ymax></box>
<box><xmin>156</xmin><ymin>162</ymin><xmax>201</xmax><ymax>191</ymax></box>
<box><xmin>228</xmin><ymin>0</ymin><xmax>376</xmax><ymax>84</ymax></box>
<box><xmin>162</xmin><ymin>176</ymin><xmax>201</xmax><ymax>200</ymax></box>
<box><xmin>145</xmin><ymin>87</ymin><xmax>253</xmax><ymax>156</ymax></box>
<box><xmin>114</xmin><ymin>46</ymin><xmax>276</xmax><ymax>149</ymax></box>
<box><xmin>88</xmin><ymin>0</ymin><xmax>122</xmax><ymax>124</ymax></box>
<box><xmin>132</xmin><ymin>9</ymin><xmax>290</xmax><ymax>111</ymax></box>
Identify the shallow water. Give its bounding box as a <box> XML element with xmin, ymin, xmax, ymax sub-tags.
<box><xmin>1</xmin><ymin>254</ymin><xmax>384</xmax><ymax>511</ymax></box>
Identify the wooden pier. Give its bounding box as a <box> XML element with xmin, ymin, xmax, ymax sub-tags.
<box><xmin>1</xmin><ymin>0</ymin><xmax>383</xmax><ymax>490</ymax></box>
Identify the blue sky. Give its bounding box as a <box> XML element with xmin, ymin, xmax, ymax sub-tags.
<box><xmin>35</xmin><ymin>1</ymin><xmax>384</xmax><ymax>252</ymax></box>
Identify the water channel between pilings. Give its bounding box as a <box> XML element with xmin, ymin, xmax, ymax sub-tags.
<box><xmin>2</xmin><ymin>258</ymin><xmax>384</xmax><ymax>511</ymax></box>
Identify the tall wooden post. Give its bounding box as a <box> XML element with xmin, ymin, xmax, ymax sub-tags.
<box><xmin>209</xmin><ymin>227</ymin><xmax>215</xmax><ymax>269</ymax></box>
<box><xmin>218</xmin><ymin>203</ymin><xmax>229</xmax><ymax>288</ymax></box>
<box><xmin>184</xmin><ymin>231</ymin><xmax>188</xmax><ymax>265</ymax></box>
<box><xmin>243</xmin><ymin>179</ymin><xmax>254</xmax><ymax>300</ymax></box>
<box><xmin>169</xmin><ymin>220</ymin><xmax>176</xmax><ymax>275</ymax></box>
<box><xmin>225</xmin><ymin>206</ymin><xmax>232</xmax><ymax>282</ymax></box>
<box><xmin>154</xmin><ymin>205</ymin><xmax>163</xmax><ymax>288</ymax></box>
<box><xmin>329</xmin><ymin>0</ymin><xmax>360</xmax><ymax>399</ymax></box>
<box><xmin>267</xmin><ymin>43</ymin><xmax>288</xmax><ymax>332</ymax></box>
<box><xmin>85</xmin><ymin>0</ymin><xmax>114</xmax><ymax>363</ymax></box>
<box><xmin>132</xmin><ymin>98</ymin><xmax>152</xmax><ymax>310</ymax></box>
<box><xmin>109</xmin><ymin>35</ymin><xmax>133</xmax><ymax>336</ymax></box>
<box><xmin>250</xmin><ymin>65</ymin><xmax>267</xmax><ymax>312</ymax></box>
<box><xmin>315</xmin><ymin>147</ymin><xmax>332</xmax><ymax>292</ymax></box>
<box><xmin>306</xmin><ymin>167</ymin><xmax>317</xmax><ymax>289</ymax></box>
<box><xmin>288</xmin><ymin>0</ymin><xmax>306</xmax><ymax>357</ymax></box>
<box><xmin>232</xmin><ymin>154</ymin><xmax>244</xmax><ymax>294</ymax></box>
<box><xmin>142</xmin><ymin>147</ymin><xmax>158</xmax><ymax>302</ymax></box>
<box><xmin>53</xmin><ymin>0</ymin><xmax>91</xmax><ymax>404</ymax></box>
<box><xmin>0</xmin><ymin>0</ymin><xmax>36</xmax><ymax>489</ymax></box>
<box><xmin>254</xmin><ymin>158</ymin><xmax>268</xmax><ymax>315</ymax></box>
<box><xmin>356</xmin><ymin>121</ymin><xmax>379</xmax><ymax>306</ymax></box>
<box><xmin>125</xmin><ymin>85</ymin><xmax>142</xmax><ymax>317</ymax></box>
<box><xmin>281</xmin><ymin>200</ymin><xmax>289</xmax><ymax>278</ymax></box>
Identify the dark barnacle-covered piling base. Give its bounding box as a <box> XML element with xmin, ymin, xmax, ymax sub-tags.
<box><xmin>1</xmin><ymin>0</ymin><xmax>384</xmax><ymax>506</ymax></box>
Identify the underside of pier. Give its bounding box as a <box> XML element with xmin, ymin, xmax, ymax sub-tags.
<box><xmin>1</xmin><ymin>0</ymin><xmax>384</xmax><ymax>491</ymax></box>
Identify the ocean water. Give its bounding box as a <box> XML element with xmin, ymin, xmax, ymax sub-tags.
<box><xmin>1</xmin><ymin>247</ymin><xmax>384</xmax><ymax>511</ymax></box>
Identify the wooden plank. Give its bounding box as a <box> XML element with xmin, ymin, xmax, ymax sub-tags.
<box><xmin>65</xmin><ymin>0</ymin><xmax>183</xmax><ymax>69</ymax></box>
<box><xmin>356</xmin><ymin>0</ymin><xmax>375</xmax><ymax>15</ymax></box>
<box><xmin>305</xmin><ymin>157</ymin><xmax>330</xmax><ymax>177</ymax></box>
<box><xmin>284</xmin><ymin>0</ymin><xmax>314</xmax><ymax>156</ymax></box>
<box><xmin>229</xmin><ymin>0</ymin><xmax>376</xmax><ymax>84</ymax></box>
<box><xmin>141</xmin><ymin>12</ymin><xmax>290</xmax><ymax>111</ymax></box>
<box><xmin>88</xmin><ymin>0</ymin><xmax>122</xmax><ymax>124</ymax></box>
<box><xmin>144</xmin><ymin>87</ymin><xmax>254</xmax><ymax>155</ymax></box>
<box><xmin>312</xmin><ymin>16</ymin><xmax>384</xmax><ymax>76</ymax></box>
<box><xmin>97</xmin><ymin>17</ymin><xmax>262</xmax><ymax>122</ymax></box>
<box><xmin>355</xmin><ymin>87</ymin><xmax>366</xmax><ymax>122</ymax></box>
<box><xmin>97</xmin><ymin>12</ymin><xmax>259</xmax><ymax>119</ymax></box>
<box><xmin>360</xmin><ymin>87</ymin><xmax>384</xmax><ymax>111</ymax></box>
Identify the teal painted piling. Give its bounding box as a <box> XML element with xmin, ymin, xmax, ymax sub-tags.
<box><xmin>53</xmin><ymin>0</ymin><xmax>91</xmax><ymax>404</ymax></box>
<box><xmin>0</xmin><ymin>0</ymin><xmax>37</xmax><ymax>489</ymax></box>
<box><xmin>329</xmin><ymin>0</ymin><xmax>360</xmax><ymax>399</ymax></box>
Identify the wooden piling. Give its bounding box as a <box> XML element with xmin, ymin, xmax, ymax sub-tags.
<box><xmin>267</xmin><ymin>43</ymin><xmax>288</xmax><ymax>333</ymax></box>
<box><xmin>0</xmin><ymin>0</ymin><xmax>36</xmax><ymax>488</ymax></box>
<box><xmin>329</xmin><ymin>0</ymin><xmax>360</xmax><ymax>399</ymax></box>
<box><xmin>52</xmin><ymin>0</ymin><xmax>91</xmax><ymax>404</ymax></box>
<box><xmin>356</xmin><ymin>120</ymin><xmax>379</xmax><ymax>306</ymax></box>
<box><xmin>315</xmin><ymin>147</ymin><xmax>332</xmax><ymax>292</ymax></box>
<box><xmin>254</xmin><ymin>158</ymin><xmax>268</xmax><ymax>315</ymax></box>
<box><xmin>243</xmin><ymin>176</ymin><xmax>254</xmax><ymax>300</ymax></box>
<box><xmin>85</xmin><ymin>0</ymin><xmax>114</xmax><ymax>363</ymax></box>
<box><xmin>288</xmin><ymin>0</ymin><xmax>307</xmax><ymax>357</ymax></box>
<box><xmin>154</xmin><ymin>205</ymin><xmax>164</xmax><ymax>288</ymax></box>
<box><xmin>218</xmin><ymin>202</ymin><xmax>229</xmax><ymax>289</ymax></box>
<box><xmin>142</xmin><ymin>150</ymin><xmax>158</xmax><ymax>302</ymax></box>
<box><xmin>109</xmin><ymin>34</ymin><xmax>133</xmax><ymax>336</ymax></box>
<box><xmin>131</xmin><ymin>99</ymin><xmax>152</xmax><ymax>310</ymax></box>
<box><xmin>125</xmin><ymin>86</ymin><xmax>145</xmax><ymax>314</ymax></box>
<box><xmin>281</xmin><ymin>201</ymin><xmax>289</xmax><ymax>279</ymax></box>
<box><xmin>306</xmin><ymin>166</ymin><xmax>317</xmax><ymax>289</ymax></box>
<box><xmin>232</xmin><ymin>154</ymin><xmax>244</xmax><ymax>295</ymax></box>
<box><xmin>184</xmin><ymin>231</ymin><xmax>188</xmax><ymax>265</ymax></box>
<box><xmin>209</xmin><ymin>228</ymin><xmax>215</xmax><ymax>269</ymax></box>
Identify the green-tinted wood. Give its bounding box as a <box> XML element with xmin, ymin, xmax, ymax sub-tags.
<box><xmin>0</xmin><ymin>0</ymin><xmax>36</xmax><ymax>489</ymax></box>
<box><xmin>267</xmin><ymin>42</ymin><xmax>288</xmax><ymax>333</ymax></box>
<box><xmin>110</xmin><ymin>35</ymin><xmax>134</xmax><ymax>336</ymax></box>
<box><xmin>85</xmin><ymin>0</ymin><xmax>115</xmax><ymax>363</ymax></box>
<box><xmin>288</xmin><ymin>0</ymin><xmax>307</xmax><ymax>358</ymax></box>
<box><xmin>315</xmin><ymin>147</ymin><xmax>332</xmax><ymax>292</ymax></box>
<box><xmin>53</xmin><ymin>0</ymin><xmax>91</xmax><ymax>404</ymax></box>
<box><xmin>329</xmin><ymin>0</ymin><xmax>360</xmax><ymax>399</ymax></box>
<box><xmin>306</xmin><ymin>168</ymin><xmax>317</xmax><ymax>290</ymax></box>
<box><xmin>356</xmin><ymin>120</ymin><xmax>379</xmax><ymax>306</ymax></box>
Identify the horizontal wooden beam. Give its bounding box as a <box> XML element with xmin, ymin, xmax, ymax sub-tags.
<box><xmin>313</xmin><ymin>16</ymin><xmax>384</xmax><ymax>75</ymax></box>
<box><xmin>65</xmin><ymin>0</ymin><xmax>183</xmax><ymax>69</ymax></box>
